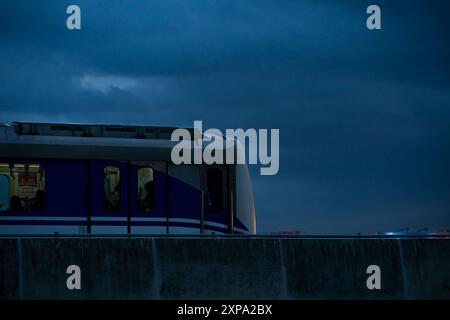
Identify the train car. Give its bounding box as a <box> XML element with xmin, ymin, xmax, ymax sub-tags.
<box><xmin>0</xmin><ymin>122</ymin><xmax>256</xmax><ymax>235</ymax></box>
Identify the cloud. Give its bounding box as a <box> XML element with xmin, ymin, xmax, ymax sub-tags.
<box><xmin>79</xmin><ymin>75</ymin><xmax>138</xmax><ymax>95</ymax></box>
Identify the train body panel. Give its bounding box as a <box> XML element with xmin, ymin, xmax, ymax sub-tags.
<box><xmin>0</xmin><ymin>122</ymin><xmax>256</xmax><ymax>235</ymax></box>
<box><xmin>236</xmin><ymin>164</ymin><xmax>256</xmax><ymax>234</ymax></box>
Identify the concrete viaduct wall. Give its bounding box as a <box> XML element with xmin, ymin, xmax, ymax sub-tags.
<box><xmin>0</xmin><ymin>237</ymin><xmax>449</xmax><ymax>299</ymax></box>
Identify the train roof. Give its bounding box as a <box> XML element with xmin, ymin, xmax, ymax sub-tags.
<box><xmin>0</xmin><ymin>121</ymin><xmax>207</xmax><ymax>161</ymax></box>
<box><xmin>10</xmin><ymin>121</ymin><xmax>197</xmax><ymax>139</ymax></box>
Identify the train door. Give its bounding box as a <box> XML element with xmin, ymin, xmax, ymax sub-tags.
<box><xmin>130</xmin><ymin>161</ymin><xmax>167</xmax><ymax>234</ymax></box>
<box><xmin>0</xmin><ymin>175</ymin><xmax>8</xmax><ymax>212</ymax></box>
<box><xmin>90</xmin><ymin>160</ymin><xmax>128</xmax><ymax>234</ymax></box>
<box><xmin>203</xmin><ymin>165</ymin><xmax>232</xmax><ymax>234</ymax></box>
<box><xmin>167</xmin><ymin>164</ymin><xmax>202</xmax><ymax>234</ymax></box>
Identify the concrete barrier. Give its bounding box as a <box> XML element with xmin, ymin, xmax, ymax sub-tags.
<box><xmin>0</xmin><ymin>237</ymin><xmax>449</xmax><ymax>299</ymax></box>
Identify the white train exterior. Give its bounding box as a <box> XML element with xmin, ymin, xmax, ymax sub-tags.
<box><xmin>0</xmin><ymin>122</ymin><xmax>256</xmax><ymax>235</ymax></box>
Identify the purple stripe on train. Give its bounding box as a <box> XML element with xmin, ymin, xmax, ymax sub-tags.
<box><xmin>0</xmin><ymin>219</ymin><xmax>244</xmax><ymax>234</ymax></box>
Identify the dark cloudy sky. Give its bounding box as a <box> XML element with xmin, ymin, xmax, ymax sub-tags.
<box><xmin>1</xmin><ymin>1</ymin><xmax>449</xmax><ymax>234</ymax></box>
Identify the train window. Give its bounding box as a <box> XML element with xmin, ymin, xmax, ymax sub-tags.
<box><xmin>0</xmin><ymin>163</ymin><xmax>45</xmax><ymax>211</ymax></box>
<box><xmin>137</xmin><ymin>167</ymin><xmax>155</xmax><ymax>212</ymax></box>
<box><xmin>207</xmin><ymin>168</ymin><xmax>223</xmax><ymax>213</ymax></box>
<box><xmin>103</xmin><ymin>166</ymin><xmax>120</xmax><ymax>212</ymax></box>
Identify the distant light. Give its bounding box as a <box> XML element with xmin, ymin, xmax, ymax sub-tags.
<box><xmin>269</xmin><ymin>230</ymin><xmax>302</xmax><ymax>236</ymax></box>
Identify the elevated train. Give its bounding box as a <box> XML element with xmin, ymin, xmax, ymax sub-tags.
<box><xmin>0</xmin><ymin>122</ymin><xmax>256</xmax><ymax>235</ymax></box>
